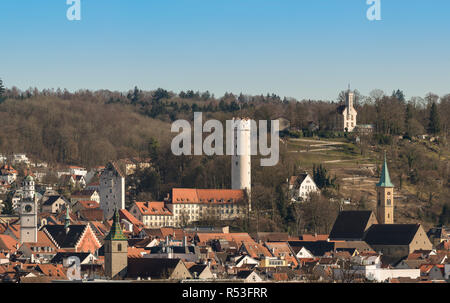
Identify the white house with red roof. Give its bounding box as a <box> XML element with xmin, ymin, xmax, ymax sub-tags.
<box><xmin>170</xmin><ymin>188</ymin><xmax>247</xmax><ymax>227</ymax></box>
<box><xmin>130</xmin><ymin>201</ymin><xmax>173</xmax><ymax>228</ymax></box>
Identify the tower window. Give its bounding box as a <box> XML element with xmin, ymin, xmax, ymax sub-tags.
<box><xmin>117</xmin><ymin>244</ymin><xmax>122</xmax><ymax>251</ymax></box>
<box><xmin>387</xmin><ymin>199</ymin><xmax>391</xmax><ymax>205</ymax></box>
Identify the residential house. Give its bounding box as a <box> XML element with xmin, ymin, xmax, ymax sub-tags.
<box><xmin>70</xmin><ymin>189</ymin><xmax>100</xmax><ymax>205</ymax></box>
<box><xmin>235</xmin><ymin>270</ymin><xmax>263</xmax><ymax>282</ymax></box>
<box><xmin>171</xmin><ymin>188</ymin><xmax>247</xmax><ymax>226</ymax></box>
<box><xmin>41</xmin><ymin>196</ymin><xmax>68</xmax><ymax>214</ymax></box>
<box><xmin>288</xmin><ymin>173</ymin><xmax>320</xmax><ymax>202</ymax></box>
<box><xmin>188</xmin><ymin>264</ymin><xmax>214</xmax><ymax>280</ymax></box>
<box><xmin>130</xmin><ymin>201</ymin><xmax>174</xmax><ymax>228</ymax></box>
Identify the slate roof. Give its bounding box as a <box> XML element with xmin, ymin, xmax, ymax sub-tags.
<box><xmin>363</xmin><ymin>224</ymin><xmax>421</xmax><ymax>245</ymax></box>
<box><xmin>189</xmin><ymin>264</ymin><xmax>208</xmax><ymax>275</ymax></box>
<box><xmin>51</xmin><ymin>252</ymin><xmax>92</xmax><ymax>264</ymax></box>
<box><xmin>126</xmin><ymin>258</ymin><xmax>188</xmax><ymax>279</ymax></box>
<box><xmin>42</xmin><ymin>195</ymin><xmax>66</xmax><ymax>206</ymax></box>
<box><xmin>236</xmin><ymin>270</ymin><xmax>255</xmax><ymax>279</ymax></box>
<box><xmin>328</xmin><ymin>210</ymin><xmax>375</xmax><ymax>240</ymax></box>
<box><xmin>43</xmin><ymin>225</ymin><xmax>87</xmax><ymax>248</ymax></box>
<box><xmin>288</xmin><ymin>241</ymin><xmax>335</xmax><ymax>257</ymax></box>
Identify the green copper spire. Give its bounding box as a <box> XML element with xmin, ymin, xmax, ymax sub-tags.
<box><xmin>376</xmin><ymin>151</ymin><xmax>394</xmax><ymax>188</ymax></box>
<box><xmin>105</xmin><ymin>209</ymin><xmax>127</xmax><ymax>241</ymax></box>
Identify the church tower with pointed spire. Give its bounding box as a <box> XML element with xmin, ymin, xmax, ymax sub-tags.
<box><xmin>376</xmin><ymin>152</ymin><xmax>395</xmax><ymax>224</ymax></box>
<box><xmin>104</xmin><ymin>209</ymin><xmax>128</xmax><ymax>279</ymax></box>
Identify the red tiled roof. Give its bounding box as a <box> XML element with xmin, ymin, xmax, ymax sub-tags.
<box><xmin>172</xmin><ymin>188</ymin><xmax>244</xmax><ymax>204</ymax></box>
<box><xmin>265</xmin><ymin>242</ymin><xmax>299</xmax><ymax>267</ymax></box>
<box><xmin>0</xmin><ymin>234</ymin><xmax>19</xmax><ymax>252</ymax></box>
<box><xmin>134</xmin><ymin>202</ymin><xmax>173</xmax><ymax>216</ymax></box>
<box><xmin>77</xmin><ymin>200</ymin><xmax>100</xmax><ymax>209</ymax></box>
<box><xmin>196</xmin><ymin>233</ymin><xmax>255</xmax><ymax>246</ymax></box>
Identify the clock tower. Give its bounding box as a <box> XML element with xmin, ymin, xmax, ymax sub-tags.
<box><xmin>376</xmin><ymin>152</ymin><xmax>395</xmax><ymax>224</ymax></box>
<box><xmin>20</xmin><ymin>175</ymin><xmax>37</xmax><ymax>243</ymax></box>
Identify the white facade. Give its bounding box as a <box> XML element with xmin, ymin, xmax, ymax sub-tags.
<box><xmin>231</xmin><ymin>118</ymin><xmax>251</xmax><ymax>196</ymax></box>
<box><xmin>99</xmin><ymin>163</ymin><xmax>125</xmax><ymax>219</ymax></box>
<box><xmin>289</xmin><ymin>174</ymin><xmax>320</xmax><ymax>202</ymax></box>
<box><xmin>130</xmin><ymin>202</ymin><xmax>174</xmax><ymax>228</ymax></box>
<box><xmin>171</xmin><ymin>203</ymin><xmax>244</xmax><ymax>227</ymax></box>
<box><xmin>333</xmin><ymin>264</ymin><xmax>420</xmax><ymax>282</ymax></box>
<box><xmin>69</xmin><ymin>166</ymin><xmax>87</xmax><ymax>176</ymax></box>
<box><xmin>13</xmin><ymin>153</ymin><xmax>30</xmax><ymax>165</ymax></box>
<box><xmin>20</xmin><ymin>176</ymin><xmax>37</xmax><ymax>243</ymax></box>
<box><xmin>343</xmin><ymin>91</ymin><xmax>357</xmax><ymax>132</ymax></box>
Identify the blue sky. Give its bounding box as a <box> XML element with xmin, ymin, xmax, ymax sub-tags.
<box><xmin>0</xmin><ymin>0</ymin><xmax>449</xmax><ymax>100</ymax></box>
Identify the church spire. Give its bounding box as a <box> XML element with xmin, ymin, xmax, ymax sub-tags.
<box><xmin>105</xmin><ymin>209</ymin><xmax>127</xmax><ymax>241</ymax></box>
<box><xmin>377</xmin><ymin>151</ymin><xmax>394</xmax><ymax>188</ymax></box>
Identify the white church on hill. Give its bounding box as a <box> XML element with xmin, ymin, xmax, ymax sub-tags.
<box><xmin>334</xmin><ymin>88</ymin><xmax>358</xmax><ymax>132</ymax></box>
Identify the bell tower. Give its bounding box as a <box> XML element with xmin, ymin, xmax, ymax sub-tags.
<box><xmin>20</xmin><ymin>175</ymin><xmax>37</xmax><ymax>243</ymax></box>
<box><xmin>376</xmin><ymin>152</ymin><xmax>395</xmax><ymax>224</ymax></box>
<box><xmin>104</xmin><ymin>209</ymin><xmax>128</xmax><ymax>279</ymax></box>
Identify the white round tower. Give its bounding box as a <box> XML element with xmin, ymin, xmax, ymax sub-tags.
<box><xmin>231</xmin><ymin>118</ymin><xmax>251</xmax><ymax>196</ymax></box>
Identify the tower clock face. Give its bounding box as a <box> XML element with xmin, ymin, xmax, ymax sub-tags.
<box><xmin>24</xmin><ymin>204</ymin><xmax>33</xmax><ymax>213</ymax></box>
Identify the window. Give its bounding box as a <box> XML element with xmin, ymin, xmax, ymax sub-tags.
<box><xmin>117</xmin><ymin>244</ymin><xmax>122</xmax><ymax>251</ymax></box>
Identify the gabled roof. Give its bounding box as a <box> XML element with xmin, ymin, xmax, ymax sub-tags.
<box><xmin>126</xmin><ymin>258</ymin><xmax>189</xmax><ymax>279</ymax></box>
<box><xmin>71</xmin><ymin>189</ymin><xmax>98</xmax><ymax>198</ymax></box>
<box><xmin>43</xmin><ymin>225</ymin><xmax>87</xmax><ymax>248</ymax></box>
<box><xmin>172</xmin><ymin>188</ymin><xmax>244</xmax><ymax>204</ymax></box>
<box><xmin>51</xmin><ymin>252</ymin><xmax>92</xmax><ymax>264</ymax></box>
<box><xmin>364</xmin><ymin>224</ymin><xmax>421</xmax><ymax>245</ymax></box>
<box><xmin>133</xmin><ymin>201</ymin><xmax>173</xmax><ymax>216</ymax></box>
<box><xmin>75</xmin><ymin>200</ymin><xmax>100</xmax><ymax>209</ymax></box>
<box><xmin>240</xmin><ymin>242</ymin><xmax>272</xmax><ymax>259</ymax></box>
<box><xmin>189</xmin><ymin>264</ymin><xmax>208</xmax><ymax>275</ymax></box>
<box><xmin>236</xmin><ymin>270</ymin><xmax>257</xmax><ymax>279</ymax></box>
<box><xmin>42</xmin><ymin>195</ymin><xmax>67</xmax><ymax>206</ymax></box>
<box><xmin>329</xmin><ymin>210</ymin><xmax>376</xmax><ymax>240</ymax></box>
<box><xmin>288</xmin><ymin>241</ymin><xmax>335</xmax><ymax>257</ymax></box>
<box><xmin>78</xmin><ymin>209</ymin><xmax>104</xmax><ymax>222</ymax></box>
<box><xmin>0</xmin><ymin>234</ymin><xmax>18</xmax><ymax>252</ymax></box>
<box><xmin>105</xmin><ymin>161</ymin><xmax>126</xmax><ymax>178</ymax></box>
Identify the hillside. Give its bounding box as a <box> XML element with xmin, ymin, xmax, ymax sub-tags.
<box><xmin>0</xmin><ymin>96</ymin><xmax>172</xmax><ymax>167</ymax></box>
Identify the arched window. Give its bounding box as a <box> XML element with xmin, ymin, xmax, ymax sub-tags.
<box><xmin>117</xmin><ymin>243</ymin><xmax>122</xmax><ymax>252</ymax></box>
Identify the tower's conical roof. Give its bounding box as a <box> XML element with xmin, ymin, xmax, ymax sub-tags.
<box><xmin>105</xmin><ymin>209</ymin><xmax>127</xmax><ymax>241</ymax></box>
<box><xmin>376</xmin><ymin>152</ymin><xmax>394</xmax><ymax>188</ymax></box>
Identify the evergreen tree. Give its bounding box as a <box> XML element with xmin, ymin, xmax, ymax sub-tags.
<box><xmin>0</xmin><ymin>78</ymin><xmax>5</xmax><ymax>102</ymax></box>
<box><xmin>392</xmin><ymin>89</ymin><xmax>405</xmax><ymax>102</ymax></box>
<box><xmin>0</xmin><ymin>78</ymin><xmax>5</xmax><ymax>95</ymax></box>
<box><xmin>428</xmin><ymin>102</ymin><xmax>441</xmax><ymax>135</ymax></box>
<box><xmin>439</xmin><ymin>203</ymin><xmax>450</xmax><ymax>226</ymax></box>
<box><xmin>2</xmin><ymin>192</ymin><xmax>15</xmax><ymax>215</ymax></box>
